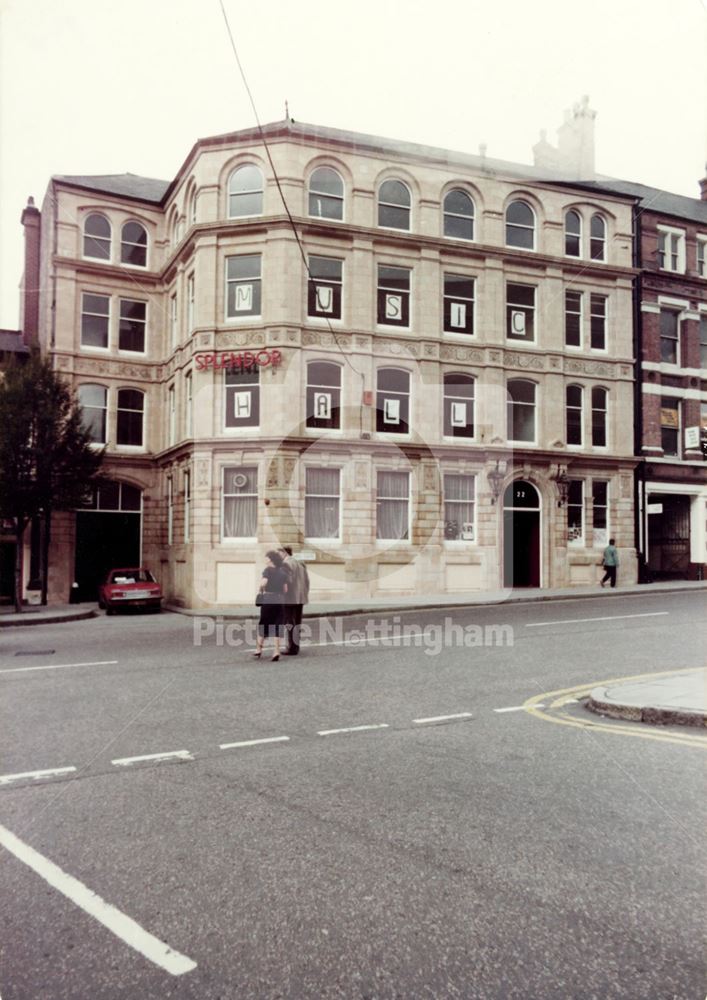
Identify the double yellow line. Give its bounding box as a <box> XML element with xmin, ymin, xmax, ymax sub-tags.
<box><xmin>523</xmin><ymin>668</ymin><xmax>707</xmax><ymax>749</ymax></box>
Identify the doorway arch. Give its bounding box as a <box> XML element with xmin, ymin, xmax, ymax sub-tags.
<box><xmin>503</xmin><ymin>480</ymin><xmax>541</xmax><ymax>588</ymax></box>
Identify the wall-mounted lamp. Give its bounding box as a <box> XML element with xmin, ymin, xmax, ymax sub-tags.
<box><xmin>487</xmin><ymin>460</ymin><xmax>506</xmax><ymax>505</ymax></box>
<box><xmin>553</xmin><ymin>465</ymin><xmax>569</xmax><ymax>507</ymax></box>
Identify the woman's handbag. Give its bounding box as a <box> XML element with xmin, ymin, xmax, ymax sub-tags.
<box><xmin>255</xmin><ymin>592</ymin><xmax>264</xmax><ymax>606</ymax></box>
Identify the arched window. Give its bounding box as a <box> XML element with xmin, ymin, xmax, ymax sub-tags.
<box><xmin>565</xmin><ymin>210</ymin><xmax>581</xmax><ymax>257</ymax></box>
<box><xmin>120</xmin><ymin>221</ymin><xmax>147</xmax><ymax>267</ymax></box>
<box><xmin>505</xmin><ymin>200</ymin><xmax>535</xmax><ymax>250</ymax></box>
<box><xmin>507</xmin><ymin>380</ymin><xmax>536</xmax><ymax>442</ymax></box>
<box><xmin>228</xmin><ymin>164</ymin><xmax>263</xmax><ymax>218</ymax></box>
<box><xmin>116</xmin><ymin>388</ymin><xmax>145</xmax><ymax>447</ymax></box>
<box><xmin>378</xmin><ymin>179</ymin><xmax>411</xmax><ymax>231</ymax></box>
<box><xmin>83</xmin><ymin>213</ymin><xmax>111</xmax><ymax>260</ymax></box>
<box><xmin>308</xmin><ymin>167</ymin><xmax>344</xmax><ymax>220</ymax></box>
<box><xmin>443</xmin><ymin>189</ymin><xmax>474</xmax><ymax>240</ymax></box>
<box><xmin>187</xmin><ymin>185</ymin><xmax>198</xmax><ymax>225</ymax></box>
<box><xmin>306</xmin><ymin>361</ymin><xmax>342</xmax><ymax>429</ymax></box>
<box><xmin>590</xmin><ymin>214</ymin><xmax>606</xmax><ymax>261</ymax></box>
<box><xmin>376</xmin><ymin>368</ymin><xmax>410</xmax><ymax>434</ymax></box>
<box><xmin>566</xmin><ymin>385</ymin><xmax>584</xmax><ymax>446</ymax></box>
<box><xmin>591</xmin><ymin>387</ymin><xmax>608</xmax><ymax>447</ymax></box>
<box><xmin>78</xmin><ymin>384</ymin><xmax>107</xmax><ymax>443</ymax></box>
<box><xmin>443</xmin><ymin>373</ymin><xmax>475</xmax><ymax>438</ymax></box>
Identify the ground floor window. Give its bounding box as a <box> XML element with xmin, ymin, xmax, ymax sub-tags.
<box><xmin>223</xmin><ymin>467</ymin><xmax>258</xmax><ymax>538</ymax></box>
<box><xmin>443</xmin><ymin>474</ymin><xmax>476</xmax><ymax>540</ymax></box>
<box><xmin>567</xmin><ymin>480</ymin><xmax>584</xmax><ymax>545</ymax></box>
<box><xmin>376</xmin><ymin>471</ymin><xmax>409</xmax><ymax>540</ymax></box>
<box><xmin>305</xmin><ymin>468</ymin><xmax>340</xmax><ymax>539</ymax></box>
<box><xmin>593</xmin><ymin>481</ymin><xmax>609</xmax><ymax>546</ymax></box>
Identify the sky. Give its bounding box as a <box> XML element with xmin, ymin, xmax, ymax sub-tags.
<box><xmin>0</xmin><ymin>0</ymin><xmax>706</xmax><ymax>330</ymax></box>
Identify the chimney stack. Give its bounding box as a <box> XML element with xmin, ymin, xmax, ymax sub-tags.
<box><xmin>533</xmin><ymin>96</ymin><xmax>597</xmax><ymax>180</ymax></box>
<box><xmin>699</xmin><ymin>165</ymin><xmax>707</xmax><ymax>201</ymax></box>
<box><xmin>20</xmin><ymin>196</ymin><xmax>41</xmax><ymax>347</ymax></box>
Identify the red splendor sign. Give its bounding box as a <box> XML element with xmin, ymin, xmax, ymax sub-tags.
<box><xmin>194</xmin><ymin>349</ymin><xmax>282</xmax><ymax>371</ymax></box>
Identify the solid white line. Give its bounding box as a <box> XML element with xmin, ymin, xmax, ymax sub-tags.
<box><xmin>494</xmin><ymin>704</ymin><xmax>545</xmax><ymax>713</ymax></box>
<box><xmin>526</xmin><ymin>612</ymin><xmax>669</xmax><ymax>628</ymax></box>
<box><xmin>317</xmin><ymin>724</ymin><xmax>390</xmax><ymax>736</ymax></box>
<box><xmin>412</xmin><ymin>712</ymin><xmax>473</xmax><ymax>724</ymax></box>
<box><xmin>0</xmin><ymin>766</ymin><xmax>77</xmax><ymax>786</ymax></box>
<box><xmin>0</xmin><ymin>660</ymin><xmax>118</xmax><ymax>675</ymax></box>
<box><xmin>0</xmin><ymin>821</ymin><xmax>196</xmax><ymax>975</ymax></box>
<box><xmin>111</xmin><ymin>750</ymin><xmax>193</xmax><ymax>767</ymax></box>
<box><xmin>219</xmin><ymin>736</ymin><xmax>290</xmax><ymax>750</ymax></box>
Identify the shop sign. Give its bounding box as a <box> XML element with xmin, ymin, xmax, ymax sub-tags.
<box><xmin>684</xmin><ymin>426</ymin><xmax>700</xmax><ymax>449</ymax></box>
<box><xmin>195</xmin><ymin>348</ymin><xmax>282</xmax><ymax>371</ymax></box>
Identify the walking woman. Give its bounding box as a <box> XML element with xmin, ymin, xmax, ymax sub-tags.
<box><xmin>253</xmin><ymin>550</ymin><xmax>288</xmax><ymax>661</ymax></box>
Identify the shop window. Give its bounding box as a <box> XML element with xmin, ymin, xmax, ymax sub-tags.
<box><xmin>567</xmin><ymin>480</ymin><xmax>584</xmax><ymax>546</ymax></box>
<box><xmin>308</xmin><ymin>256</ymin><xmax>342</xmax><ymax>319</ymax></box>
<box><xmin>443</xmin><ymin>189</ymin><xmax>474</xmax><ymax>241</ymax></box>
<box><xmin>505</xmin><ymin>200</ymin><xmax>535</xmax><ymax>249</ymax></box>
<box><xmin>592</xmin><ymin>480</ymin><xmax>609</xmax><ymax>547</ymax></box>
<box><xmin>308</xmin><ymin>167</ymin><xmax>344</xmax><ymax>220</ymax></box>
<box><xmin>507</xmin><ymin>380</ymin><xmax>536</xmax><ymax>443</ymax></box>
<box><xmin>225</xmin><ymin>366</ymin><xmax>259</xmax><ymax>429</ymax></box>
<box><xmin>116</xmin><ymin>389</ymin><xmax>145</xmax><ymax>447</ymax></box>
<box><xmin>564</xmin><ymin>211</ymin><xmax>581</xmax><ymax>257</ymax></box>
<box><xmin>226</xmin><ymin>255</ymin><xmax>261</xmax><ymax>318</ymax></box>
<box><xmin>305</xmin><ymin>468</ymin><xmax>340</xmax><ymax>539</ymax></box>
<box><xmin>443</xmin><ymin>474</ymin><xmax>476</xmax><ymax>541</ymax></box>
<box><xmin>306</xmin><ymin>361</ymin><xmax>341</xmax><ymax>430</ymax></box>
<box><xmin>83</xmin><ymin>213</ymin><xmax>111</xmax><ymax>261</ymax></box>
<box><xmin>443</xmin><ymin>373</ymin><xmax>475</xmax><ymax>438</ymax></box>
<box><xmin>223</xmin><ymin>467</ymin><xmax>258</xmax><ymax>538</ymax></box>
<box><xmin>377</xmin><ymin>265</ymin><xmax>410</xmax><ymax>327</ymax></box>
<box><xmin>81</xmin><ymin>293</ymin><xmax>110</xmax><ymax>349</ymax></box>
<box><xmin>443</xmin><ymin>274</ymin><xmax>475</xmax><ymax>335</ymax></box>
<box><xmin>228</xmin><ymin>164</ymin><xmax>263</xmax><ymax>218</ymax></box>
<box><xmin>591</xmin><ymin>387</ymin><xmax>608</xmax><ymax>448</ymax></box>
<box><xmin>118</xmin><ymin>299</ymin><xmax>146</xmax><ymax>353</ymax></box>
<box><xmin>376</xmin><ymin>368</ymin><xmax>410</xmax><ymax>434</ymax></box>
<box><xmin>566</xmin><ymin>385</ymin><xmax>584</xmax><ymax>446</ymax></box>
<box><xmin>506</xmin><ymin>283</ymin><xmax>536</xmax><ymax>342</ymax></box>
<box><xmin>376</xmin><ymin>471</ymin><xmax>409</xmax><ymax>540</ymax></box>
<box><xmin>78</xmin><ymin>384</ymin><xmax>107</xmax><ymax>444</ymax></box>
<box><xmin>120</xmin><ymin>222</ymin><xmax>147</xmax><ymax>267</ymax></box>
<box><xmin>378</xmin><ymin>179</ymin><xmax>411</xmax><ymax>231</ymax></box>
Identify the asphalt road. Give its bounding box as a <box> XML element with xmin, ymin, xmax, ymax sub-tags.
<box><xmin>0</xmin><ymin>591</ymin><xmax>705</xmax><ymax>1000</ymax></box>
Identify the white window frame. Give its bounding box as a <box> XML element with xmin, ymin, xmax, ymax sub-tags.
<box><xmin>507</xmin><ymin>379</ymin><xmax>537</xmax><ymax>445</ymax></box>
<box><xmin>443</xmin><ymin>473</ymin><xmax>477</xmax><ymax>543</ymax></box>
<box><xmin>304</xmin><ymin>467</ymin><xmax>341</xmax><ymax>542</ymax></box>
<box><xmin>566</xmin><ymin>384</ymin><xmax>584</xmax><ymax>448</ymax></box>
<box><xmin>375</xmin><ymin>470</ymin><xmax>411</xmax><ymax>543</ymax></box>
<box><xmin>224</xmin><ymin>366</ymin><xmax>260</xmax><ymax>431</ymax></box>
<box><xmin>118</xmin><ymin>297</ymin><xmax>147</xmax><ymax>355</ymax></box>
<box><xmin>442</xmin><ymin>189</ymin><xmax>475</xmax><ymax>242</ymax></box>
<box><xmin>443</xmin><ymin>273</ymin><xmax>475</xmax><ymax>336</ymax></box>
<box><xmin>168</xmin><ymin>384</ymin><xmax>176</xmax><ymax>447</ymax></box>
<box><xmin>80</xmin><ymin>292</ymin><xmax>111</xmax><ymax>352</ymax></box>
<box><xmin>308</xmin><ymin>166</ymin><xmax>344</xmax><ymax>221</ymax></box>
<box><xmin>120</xmin><ymin>221</ymin><xmax>148</xmax><ymax>269</ymax></box>
<box><xmin>590</xmin><ymin>293</ymin><xmax>608</xmax><ymax>352</ymax></box>
<box><xmin>225</xmin><ymin>254</ymin><xmax>262</xmax><ymax>321</ymax></box>
<box><xmin>696</xmin><ymin>235</ymin><xmax>707</xmax><ymax>278</ymax></box>
<box><xmin>377</xmin><ymin>179</ymin><xmax>411</xmax><ymax>232</ymax></box>
<box><xmin>567</xmin><ymin>479</ymin><xmax>585</xmax><ymax>547</ymax></box>
<box><xmin>657</xmin><ymin>225</ymin><xmax>686</xmax><ymax>273</ymax></box>
<box><xmin>592</xmin><ymin>479</ymin><xmax>609</xmax><ymax>548</ymax></box>
<box><xmin>167</xmin><ymin>476</ymin><xmax>174</xmax><ymax>546</ymax></box>
<box><xmin>564</xmin><ymin>210</ymin><xmax>582</xmax><ymax>258</ymax></box>
<box><xmin>83</xmin><ymin>213</ymin><xmax>112</xmax><ymax>263</ymax></box>
<box><xmin>187</xmin><ymin>273</ymin><xmax>195</xmax><ymax>331</ymax></box>
<box><xmin>307</xmin><ymin>255</ymin><xmax>343</xmax><ymax>321</ymax></box>
<box><xmin>183</xmin><ymin>469</ymin><xmax>191</xmax><ymax>543</ymax></box>
<box><xmin>590</xmin><ymin>213</ymin><xmax>607</xmax><ymax>261</ymax></box>
<box><xmin>564</xmin><ymin>289</ymin><xmax>583</xmax><ymax>348</ymax></box>
<box><xmin>78</xmin><ymin>383</ymin><xmax>108</xmax><ymax>445</ymax></box>
<box><xmin>591</xmin><ymin>386</ymin><xmax>609</xmax><ymax>450</ymax></box>
<box><xmin>170</xmin><ymin>292</ymin><xmax>178</xmax><ymax>348</ymax></box>
<box><xmin>221</xmin><ymin>466</ymin><xmax>258</xmax><ymax>542</ymax></box>
<box><xmin>228</xmin><ymin>164</ymin><xmax>264</xmax><ymax>219</ymax></box>
<box><xmin>377</xmin><ymin>264</ymin><xmax>411</xmax><ymax>330</ymax></box>
<box><xmin>185</xmin><ymin>371</ymin><xmax>193</xmax><ymax>437</ymax></box>
<box><xmin>506</xmin><ymin>282</ymin><xmax>537</xmax><ymax>344</ymax></box>
<box><xmin>115</xmin><ymin>387</ymin><xmax>146</xmax><ymax>451</ymax></box>
<box><xmin>505</xmin><ymin>200</ymin><xmax>536</xmax><ymax>251</ymax></box>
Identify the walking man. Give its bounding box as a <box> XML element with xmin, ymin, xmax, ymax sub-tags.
<box><xmin>280</xmin><ymin>546</ymin><xmax>310</xmax><ymax>655</ymax></box>
<box><xmin>600</xmin><ymin>538</ymin><xmax>619</xmax><ymax>589</ymax></box>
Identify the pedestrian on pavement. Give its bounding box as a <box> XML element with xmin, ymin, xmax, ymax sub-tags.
<box><xmin>600</xmin><ymin>538</ymin><xmax>619</xmax><ymax>589</ymax></box>
<box><xmin>253</xmin><ymin>550</ymin><xmax>288</xmax><ymax>661</ymax></box>
<box><xmin>280</xmin><ymin>546</ymin><xmax>310</xmax><ymax>655</ymax></box>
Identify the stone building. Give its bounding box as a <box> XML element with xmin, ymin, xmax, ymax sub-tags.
<box><xmin>22</xmin><ymin>118</ymin><xmax>640</xmax><ymax>606</ymax></box>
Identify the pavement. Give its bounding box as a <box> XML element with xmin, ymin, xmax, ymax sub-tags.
<box><xmin>1</xmin><ymin>579</ymin><xmax>705</xmax><ymax>727</ymax></box>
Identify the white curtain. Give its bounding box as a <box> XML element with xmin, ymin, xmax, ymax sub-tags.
<box><xmin>376</xmin><ymin>472</ymin><xmax>409</xmax><ymax>540</ymax></box>
<box><xmin>305</xmin><ymin>469</ymin><xmax>340</xmax><ymax>538</ymax></box>
<box><xmin>223</xmin><ymin>468</ymin><xmax>257</xmax><ymax>537</ymax></box>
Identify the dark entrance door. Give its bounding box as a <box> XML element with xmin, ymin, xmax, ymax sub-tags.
<box><xmin>648</xmin><ymin>494</ymin><xmax>690</xmax><ymax>579</ymax></box>
<box><xmin>75</xmin><ymin>512</ymin><xmax>141</xmax><ymax>601</ymax></box>
<box><xmin>0</xmin><ymin>542</ymin><xmax>15</xmax><ymax>602</ymax></box>
<box><xmin>503</xmin><ymin>480</ymin><xmax>541</xmax><ymax>588</ymax></box>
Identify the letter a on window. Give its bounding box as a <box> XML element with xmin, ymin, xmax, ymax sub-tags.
<box><xmin>315</xmin><ymin>285</ymin><xmax>333</xmax><ymax>314</ymax></box>
<box><xmin>315</xmin><ymin>392</ymin><xmax>332</xmax><ymax>419</ymax></box>
<box><xmin>235</xmin><ymin>285</ymin><xmax>253</xmax><ymax>312</ymax></box>
<box><xmin>234</xmin><ymin>391</ymin><xmax>251</xmax><ymax>418</ymax></box>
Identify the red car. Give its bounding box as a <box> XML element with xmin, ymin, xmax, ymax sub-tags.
<box><xmin>98</xmin><ymin>568</ymin><xmax>162</xmax><ymax>614</ymax></box>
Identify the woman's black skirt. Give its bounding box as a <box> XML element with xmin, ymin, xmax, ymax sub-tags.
<box><xmin>258</xmin><ymin>601</ymin><xmax>285</xmax><ymax>638</ymax></box>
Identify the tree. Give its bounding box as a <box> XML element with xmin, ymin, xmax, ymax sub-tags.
<box><xmin>0</xmin><ymin>351</ymin><xmax>103</xmax><ymax>611</ymax></box>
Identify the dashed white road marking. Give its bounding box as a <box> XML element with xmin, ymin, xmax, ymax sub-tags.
<box><xmin>111</xmin><ymin>750</ymin><xmax>193</xmax><ymax>767</ymax></box>
<box><xmin>0</xmin><ymin>660</ymin><xmax>118</xmax><ymax>675</ymax></box>
<box><xmin>0</xmin><ymin>766</ymin><xmax>77</xmax><ymax>786</ymax></box>
<box><xmin>412</xmin><ymin>712</ymin><xmax>473</xmax><ymax>725</ymax></box>
<box><xmin>220</xmin><ymin>736</ymin><xmax>290</xmax><ymax>750</ymax></box>
<box><xmin>494</xmin><ymin>704</ymin><xmax>545</xmax><ymax>713</ymax></box>
<box><xmin>526</xmin><ymin>612</ymin><xmax>669</xmax><ymax>628</ymax></box>
<box><xmin>0</xmin><ymin>821</ymin><xmax>196</xmax><ymax>976</ymax></box>
<box><xmin>317</xmin><ymin>723</ymin><xmax>390</xmax><ymax>736</ymax></box>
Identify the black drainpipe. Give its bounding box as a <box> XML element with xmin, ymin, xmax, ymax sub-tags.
<box><xmin>631</xmin><ymin>202</ymin><xmax>649</xmax><ymax>582</ymax></box>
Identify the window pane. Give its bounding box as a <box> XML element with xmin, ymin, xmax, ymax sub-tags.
<box><xmin>117</xmin><ymin>389</ymin><xmax>144</xmax><ymax>412</ymax></box>
<box><xmin>121</xmin><ymin>484</ymin><xmax>142</xmax><ymax>511</ymax></box>
<box><xmin>229</xmin><ymin>192</ymin><xmax>263</xmax><ymax>217</ymax></box>
<box><xmin>509</xmin><ymin>380</ymin><xmax>535</xmax><ymax>403</ymax></box>
<box><xmin>230</xmin><ymin>165</ymin><xmax>263</xmax><ymax>192</ymax></box>
<box><xmin>378</xmin><ymin>368</ymin><xmax>410</xmax><ymax>392</ymax></box>
<box><xmin>444</xmin><ymin>190</ymin><xmax>473</xmax><ymax>216</ymax></box>
<box><xmin>378</xmin><ymin>204</ymin><xmax>410</xmax><ymax>230</ymax></box>
<box><xmin>119</xmin><ymin>299</ymin><xmax>146</xmax><ymax>352</ymax></box>
<box><xmin>380</xmin><ymin>180</ymin><xmax>410</xmax><ymax>207</ymax></box>
<box><xmin>310</xmin><ymin>167</ymin><xmax>343</xmax><ymax>197</ymax></box>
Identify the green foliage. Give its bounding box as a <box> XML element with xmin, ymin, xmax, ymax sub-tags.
<box><xmin>0</xmin><ymin>350</ymin><xmax>103</xmax><ymax>528</ymax></box>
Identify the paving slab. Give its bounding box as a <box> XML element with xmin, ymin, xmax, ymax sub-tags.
<box><xmin>587</xmin><ymin>668</ymin><xmax>707</xmax><ymax>728</ymax></box>
<box><xmin>0</xmin><ymin>604</ymin><xmax>96</xmax><ymax>628</ymax></box>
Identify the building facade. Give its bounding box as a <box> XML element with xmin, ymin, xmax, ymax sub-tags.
<box><xmin>24</xmin><ymin>119</ymin><xmax>642</xmax><ymax>606</ymax></box>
